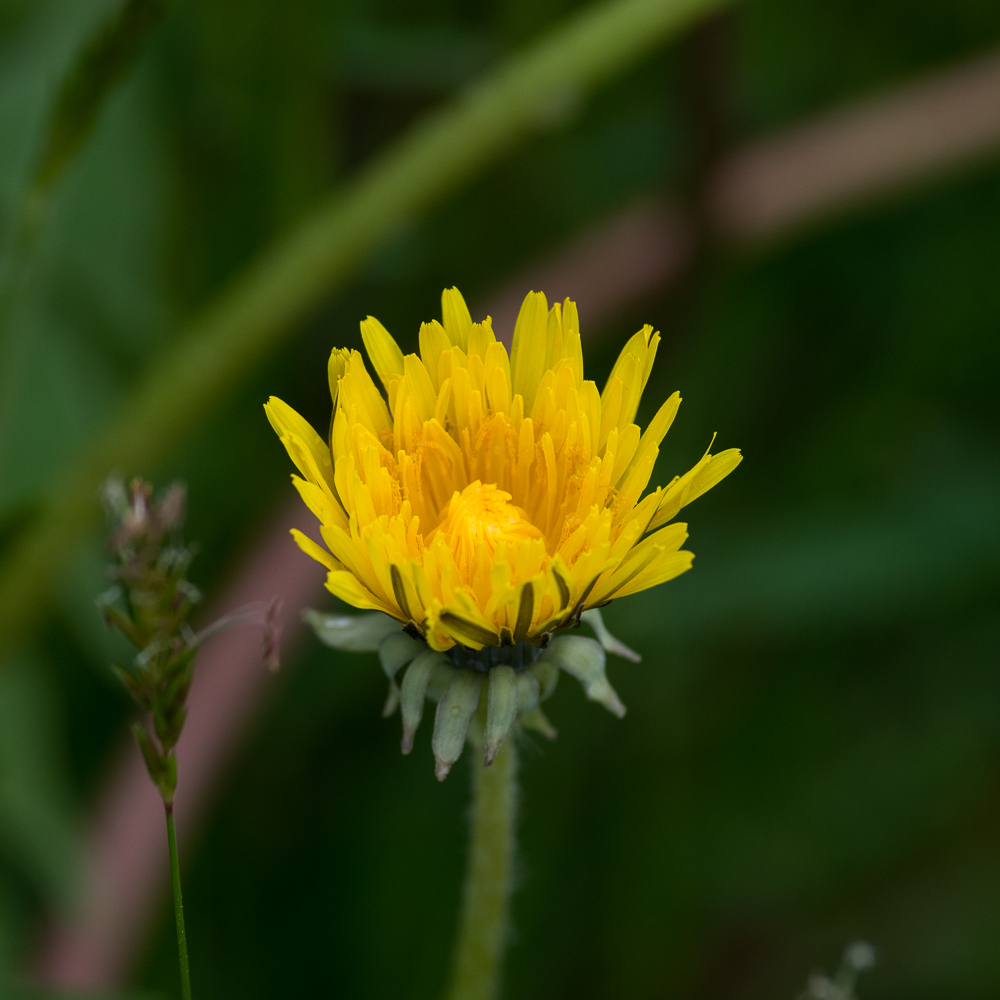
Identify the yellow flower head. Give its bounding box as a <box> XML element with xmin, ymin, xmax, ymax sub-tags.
<box><xmin>266</xmin><ymin>288</ymin><xmax>741</xmax><ymax>654</ymax></box>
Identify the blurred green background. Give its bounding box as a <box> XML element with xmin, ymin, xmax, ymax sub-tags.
<box><xmin>2</xmin><ymin>0</ymin><xmax>1000</xmax><ymax>997</ymax></box>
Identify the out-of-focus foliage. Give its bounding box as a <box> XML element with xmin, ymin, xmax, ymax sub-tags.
<box><xmin>8</xmin><ymin>992</ymin><xmax>155</xmax><ymax>1000</ymax></box>
<box><xmin>1</xmin><ymin>0</ymin><xmax>999</xmax><ymax>997</ymax></box>
<box><xmin>0</xmin><ymin>654</ymin><xmax>77</xmax><ymax>973</ymax></box>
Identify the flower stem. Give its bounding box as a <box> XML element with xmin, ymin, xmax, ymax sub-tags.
<box><xmin>165</xmin><ymin>803</ymin><xmax>193</xmax><ymax>1000</ymax></box>
<box><xmin>444</xmin><ymin>726</ymin><xmax>519</xmax><ymax>1000</ymax></box>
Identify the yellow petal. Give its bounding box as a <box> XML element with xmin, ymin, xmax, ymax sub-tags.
<box><xmin>627</xmin><ymin>391</ymin><xmax>680</xmax><ymax>481</ymax></box>
<box><xmin>611</xmin><ymin>424</ymin><xmax>640</xmax><ymax>485</ymax></box>
<box><xmin>291</xmin><ymin>474</ymin><xmax>348</xmax><ymax>531</ymax></box>
<box><xmin>603</xmin><ymin>325</ymin><xmax>660</xmax><ymax>432</ymax></box>
<box><xmin>589</xmin><ymin>522</ymin><xmax>687</xmax><ymax>605</ymax></box>
<box><xmin>360</xmin><ymin>315</ymin><xmax>405</xmax><ymax>389</ymax></box>
<box><xmin>290</xmin><ymin>528</ymin><xmax>337</xmax><ymax>571</ymax></box>
<box><xmin>484</xmin><ymin>341</ymin><xmax>512</xmax><ymax>411</ymax></box>
<box><xmin>544</xmin><ymin>301</ymin><xmax>565</xmax><ymax>371</ymax></box>
<box><xmin>442</xmin><ymin>287</ymin><xmax>472</xmax><ymax>351</ymax></box>
<box><xmin>561</xmin><ymin>298</ymin><xmax>583</xmax><ymax>382</ymax></box>
<box><xmin>403</xmin><ymin>354</ymin><xmax>437</xmax><ymax>422</ymax></box>
<box><xmin>342</xmin><ymin>350</ymin><xmax>391</xmax><ymax>435</ymax></box>
<box><xmin>650</xmin><ymin>447</ymin><xmax>743</xmax><ymax>530</ymax></box>
<box><xmin>598</xmin><ymin>377</ymin><xmax>622</xmax><ymax>453</ymax></box>
<box><xmin>325</xmin><ymin>570</ymin><xmax>399</xmax><ymax>616</ymax></box>
<box><xmin>467</xmin><ymin>318</ymin><xmax>496</xmax><ymax>359</ymax></box>
<box><xmin>264</xmin><ymin>397</ymin><xmax>335</xmax><ymax>492</ymax></box>
<box><xmin>328</xmin><ymin>348</ymin><xmax>350</xmax><ymax>410</ymax></box>
<box><xmin>510</xmin><ymin>291</ymin><xmax>548</xmax><ymax>414</ymax></box>
<box><xmin>685</xmin><ymin>447</ymin><xmax>743</xmax><ymax>504</ymax></box>
<box><xmin>615</xmin><ymin>353</ymin><xmax>642</xmax><ymax>432</ymax></box>
<box><xmin>613</xmin><ymin>549</ymin><xmax>694</xmax><ymax>599</ymax></box>
<box><xmin>419</xmin><ymin>320</ymin><xmax>451</xmax><ymax>386</ymax></box>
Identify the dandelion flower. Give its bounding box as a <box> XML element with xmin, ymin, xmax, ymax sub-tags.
<box><xmin>267</xmin><ymin>288</ymin><xmax>740</xmax><ymax>776</ymax></box>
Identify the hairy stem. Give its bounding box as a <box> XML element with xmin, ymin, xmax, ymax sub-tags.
<box><xmin>444</xmin><ymin>725</ymin><xmax>519</xmax><ymax>1000</ymax></box>
<box><xmin>165</xmin><ymin>804</ymin><xmax>193</xmax><ymax>1000</ymax></box>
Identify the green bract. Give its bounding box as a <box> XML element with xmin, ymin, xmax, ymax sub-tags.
<box><xmin>304</xmin><ymin>606</ymin><xmax>638</xmax><ymax>779</ymax></box>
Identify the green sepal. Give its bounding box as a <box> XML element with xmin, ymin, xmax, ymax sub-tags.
<box><xmin>432</xmin><ymin>670</ymin><xmax>482</xmax><ymax>781</ymax></box>
<box><xmin>425</xmin><ymin>659</ymin><xmax>459</xmax><ymax>703</ymax></box>
<box><xmin>520</xmin><ymin>706</ymin><xmax>557</xmax><ymax>740</ymax></box>
<box><xmin>399</xmin><ymin>650</ymin><xmax>449</xmax><ymax>753</ymax></box>
<box><xmin>484</xmin><ymin>665</ymin><xmax>518</xmax><ymax>766</ymax></box>
<box><xmin>529</xmin><ymin>658</ymin><xmax>559</xmax><ymax>701</ymax></box>
<box><xmin>517</xmin><ymin>671</ymin><xmax>540</xmax><ymax>713</ymax></box>
<box><xmin>581</xmin><ymin>607</ymin><xmax>641</xmax><ymax>662</ymax></box>
<box><xmin>303</xmin><ymin>609</ymin><xmax>401</xmax><ymax>651</ymax></box>
<box><xmin>540</xmin><ymin>635</ymin><xmax>626</xmax><ymax>718</ymax></box>
<box><xmin>378</xmin><ymin>632</ymin><xmax>424</xmax><ymax>717</ymax></box>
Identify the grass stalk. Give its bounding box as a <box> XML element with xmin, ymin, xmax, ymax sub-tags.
<box><xmin>165</xmin><ymin>803</ymin><xmax>193</xmax><ymax>1000</ymax></box>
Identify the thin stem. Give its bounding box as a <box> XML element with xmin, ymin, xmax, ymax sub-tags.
<box><xmin>165</xmin><ymin>804</ymin><xmax>193</xmax><ymax>1000</ymax></box>
<box><xmin>443</xmin><ymin>726</ymin><xmax>519</xmax><ymax>1000</ymax></box>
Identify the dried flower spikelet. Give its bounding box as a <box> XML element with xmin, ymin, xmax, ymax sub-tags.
<box><xmin>99</xmin><ymin>477</ymin><xmax>283</xmax><ymax>801</ymax></box>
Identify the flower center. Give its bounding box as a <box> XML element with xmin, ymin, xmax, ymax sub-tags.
<box><xmin>435</xmin><ymin>481</ymin><xmax>542</xmax><ymax>576</ymax></box>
